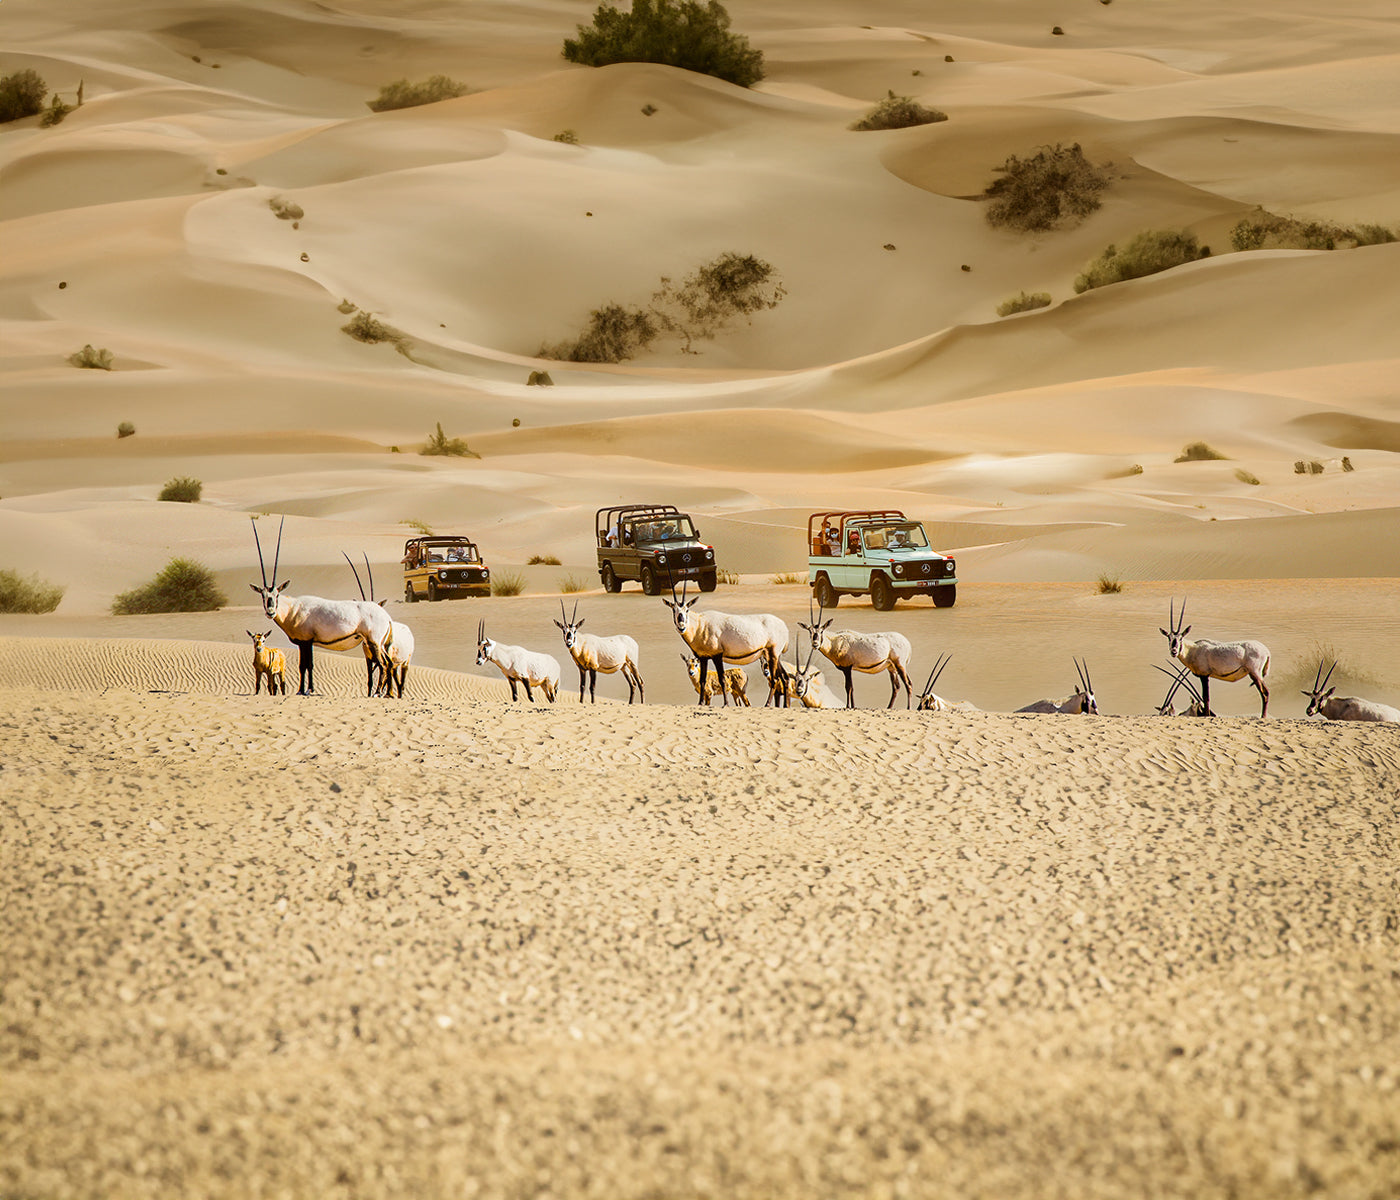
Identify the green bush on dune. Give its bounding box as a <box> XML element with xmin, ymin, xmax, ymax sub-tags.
<box><xmin>367</xmin><ymin>76</ymin><xmax>470</xmax><ymax>112</ymax></box>
<box><xmin>421</xmin><ymin>422</ymin><xmax>479</xmax><ymax>458</ymax></box>
<box><xmin>68</xmin><ymin>344</ymin><xmax>114</xmax><ymax>370</ymax></box>
<box><xmin>850</xmin><ymin>92</ymin><xmax>948</xmax><ymax>131</ymax></box>
<box><xmin>1230</xmin><ymin>208</ymin><xmax>1396</xmax><ymax>252</ymax></box>
<box><xmin>0</xmin><ymin>69</ymin><xmax>47</xmax><ymax>123</ymax></box>
<box><xmin>562</xmin><ymin>0</ymin><xmax>764</xmax><ymax>88</ymax></box>
<box><xmin>1073</xmin><ymin>229</ymin><xmax>1209</xmax><ymax>293</ymax></box>
<box><xmin>996</xmin><ymin>291</ymin><xmax>1052</xmax><ymax>317</ymax></box>
<box><xmin>984</xmin><ymin>143</ymin><xmax>1111</xmax><ymax>233</ymax></box>
<box><xmin>158</xmin><ymin>476</ymin><xmax>203</xmax><ymax>502</ymax></box>
<box><xmin>0</xmin><ymin>569</ymin><xmax>65</xmax><ymax>614</ymax></box>
<box><xmin>112</xmin><ymin>558</ymin><xmax>226</xmax><ymax>615</ymax></box>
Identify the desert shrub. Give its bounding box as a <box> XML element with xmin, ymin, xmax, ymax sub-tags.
<box><xmin>402</xmin><ymin>518</ymin><xmax>434</xmax><ymax>536</ymax></box>
<box><xmin>715</xmin><ymin>567</ymin><xmax>740</xmax><ymax>585</ymax></box>
<box><xmin>336</xmin><ymin>299</ymin><xmax>358</xmax><ymax>315</ymax></box>
<box><xmin>769</xmin><ymin>571</ymin><xmax>805</xmax><ymax>585</ymax></box>
<box><xmin>39</xmin><ymin>96</ymin><xmax>73</xmax><ymax>127</ymax></box>
<box><xmin>1342</xmin><ymin>456</ymin><xmax>1354</xmax><ymax>472</ymax></box>
<box><xmin>68</xmin><ymin>344</ymin><xmax>113</xmax><ymax>370</ymax></box>
<box><xmin>1175</xmin><ymin>442</ymin><xmax>1227</xmax><ymax>463</ymax></box>
<box><xmin>1096</xmin><ymin>573</ymin><xmax>1123</xmax><ymax>594</ymax></box>
<box><xmin>1074</xmin><ymin>229</ymin><xmax>1208</xmax><ymax>293</ymax></box>
<box><xmin>528</xmin><ymin>554</ymin><xmax>562</xmax><ymax>566</ymax></box>
<box><xmin>112</xmin><ymin>558</ymin><xmax>226</xmax><ymax>615</ymax></box>
<box><xmin>641</xmin><ymin>103</ymin><xmax>658</xmax><ymax>116</ymax></box>
<box><xmin>421</xmin><ymin>422</ymin><xmax>479</xmax><ymax>458</ymax></box>
<box><xmin>996</xmin><ymin>291</ymin><xmax>1052</xmax><ymax>317</ymax></box>
<box><xmin>491</xmin><ymin>571</ymin><xmax>526</xmax><ymax>597</ymax></box>
<box><xmin>1234</xmin><ymin>468</ymin><xmax>1261</xmax><ymax>485</ymax></box>
<box><xmin>1294</xmin><ymin>461</ymin><xmax>1307</xmax><ymax>475</ymax></box>
<box><xmin>117</xmin><ymin>421</ymin><xmax>136</xmax><ymax>438</ymax></box>
<box><xmin>563</xmin><ymin>0</ymin><xmax>764</xmax><ymax>88</ymax></box>
<box><xmin>553</xmin><ymin>129</ymin><xmax>579</xmax><ymax>143</ymax></box>
<box><xmin>158</xmin><ymin>476</ymin><xmax>203</xmax><ymax>502</ymax></box>
<box><xmin>526</xmin><ymin>371</ymin><xmax>554</xmax><ymax>386</ymax></box>
<box><xmin>1230</xmin><ymin>209</ymin><xmax>1396</xmax><ymax>252</ymax></box>
<box><xmin>541</xmin><ymin>302</ymin><xmax>659</xmax><ymax>363</ymax></box>
<box><xmin>367</xmin><ymin>76</ymin><xmax>469</xmax><ymax>112</ymax></box>
<box><xmin>558</xmin><ymin>574</ymin><xmax>589</xmax><ymax>593</ymax></box>
<box><xmin>0</xmin><ymin>569</ymin><xmax>64</xmax><ymax>614</ymax></box>
<box><xmin>1308</xmin><ymin>460</ymin><xmax>1323</xmax><ymax>475</ymax></box>
<box><xmin>268</xmin><ymin>196</ymin><xmax>303</xmax><ymax>221</ymax></box>
<box><xmin>849</xmin><ymin>92</ymin><xmax>947</xmax><ymax>131</ymax></box>
<box><xmin>341</xmin><ymin>311</ymin><xmax>403</xmax><ymax>344</ymax></box>
<box><xmin>0</xmin><ymin>70</ymin><xmax>47</xmax><ymax>123</ymax></box>
<box><xmin>984</xmin><ymin>143</ymin><xmax>1110</xmax><ymax>233</ymax></box>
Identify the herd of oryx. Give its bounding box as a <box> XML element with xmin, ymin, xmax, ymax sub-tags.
<box><xmin>245</xmin><ymin>519</ymin><xmax>1397</xmax><ymax>723</ymax></box>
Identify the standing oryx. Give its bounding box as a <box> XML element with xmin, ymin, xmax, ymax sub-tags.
<box><xmin>250</xmin><ymin>517</ymin><xmax>393</xmax><ymax>696</ymax></box>
<box><xmin>476</xmin><ymin>619</ymin><xmax>560</xmax><ymax>703</ymax></box>
<box><xmin>343</xmin><ymin>551</ymin><xmax>414</xmax><ymax>699</ymax></box>
<box><xmin>1160</xmin><ymin>598</ymin><xmax>1271</xmax><ymax>717</ymax></box>
<box><xmin>798</xmin><ymin>601</ymin><xmax>914</xmax><ymax>709</ymax></box>
<box><xmin>554</xmin><ymin>600</ymin><xmax>644</xmax><ymax>703</ymax></box>
<box><xmin>663</xmin><ymin>583</ymin><xmax>790</xmax><ymax>706</ymax></box>
<box><xmin>1016</xmin><ymin>659</ymin><xmax>1098</xmax><ymax>714</ymax></box>
<box><xmin>1302</xmin><ymin>661</ymin><xmax>1400</xmax><ymax>723</ymax></box>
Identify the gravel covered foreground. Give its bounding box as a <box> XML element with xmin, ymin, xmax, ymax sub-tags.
<box><xmin>2</xmin><ymin>688</ymin><xmax>1398</xmax><ymax>1199</ymax></box>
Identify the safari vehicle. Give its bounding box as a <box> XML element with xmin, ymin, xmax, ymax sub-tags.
<box><xmin>807</xmin><ymin>510</ymin><xmax>956</xmax><ymax>610</ymax></box>
<box><xmin>596</xmin><ymin>504</ymin><xmax>718</xmax><ymax>595</ymax></box>
<box><xmin>402</xmin><ymin>536</ymin><xmax>490</xmax><ymax>602</ymax></box>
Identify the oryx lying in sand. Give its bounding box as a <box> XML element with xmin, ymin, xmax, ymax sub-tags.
<box><xmin>1016</xmin><ymin>659</ymin><xmax>1098</xmax><ymax>714</ymax></box>
<box><xmin>917</xmin><ymin>654</ymin><xmax>977</xmax><ymax>712</ymax></box>
<box><xmin>1153</xmin><ymin>663</ymin><xmax>1207</xmax><ymax>717</ymax></box>
<box><xmin>1161</xmin><ymin>598</ymin><xmax>1270</xmax><ymax>717</ymax></box>
<box><xmin>250</xmin><ymin>517</ymin><xmax>393</xmax><ymax>696</ymax></box>
<box><xmin>664</xmin><ymin>583</ymin><xmax>789</xmax><ymax>706</ymax></box>
<box><xmin>798</xmin><ymin>601</ymin><xmax>914</xmax><ymax>709</ymax></box>
<box><xmin>1302</xmin><ymin>661</ymin><xmax>1400</xmax><ymax>723</ymax></box>
<box><xmin>555</xmin><ymin>600</ymin><xmax>644</xmax><ymax>703</ymax></box>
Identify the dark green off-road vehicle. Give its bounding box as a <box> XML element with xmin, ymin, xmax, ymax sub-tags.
<box><xmin>596</xmin><ymin>504</ymin><xmax>718</xmax><ymax>595</ymax></box>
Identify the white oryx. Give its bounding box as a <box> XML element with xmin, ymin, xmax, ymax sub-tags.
<box><xmin>916</xmin><ymin>653</ymin><xmax>976</xmax><ymax>712</ymax></box>
<box><xmin>344</xmin><ymin>552</ymin><xmax>414</xmax><ymax>699</ymax></box>
<box><xmin>246</xmin><ymin>630</ymin><xmax>287</xmax><ymax>696</ymax></box>
<box><xmin>476</xmin><ymin>618</ymin><xmax>559</xmax><ymax>703</ymax></box>
<box><xmin>681</xmin><ymin>654</ymin><xmax>751</xmax><ymax>707</ymax></box>
<box><xmin>663</xmin><ymin>583</ymin><xmax>790</xmax><ymax>707</ymax></box>
<box><xmin>798</xmin><ymin>601</ymin><xmax>914</xmax><ymax>709</ymax></box>
<box><xmin>554</xmin><ymin>600</ymin><xmax>644</xmax><ymax>703</ymax></box>
<box><xmin>1016</xmin><ymin>659</ymin><xmax>1098</xmax><ymax>714</ymax></box>
<box><xmin>1153</xmin><ymin>663</ymin><xmax>1207</xmax><ymax>717</ymax></box>
<box><xmin>791</xmin><ymin>634</ymin><xmax>844</xmax><ymax>709</ymax></box>
<box><xmin>250</xmin><ymin>517</ymin><xmax>393</xmax><ymax>696</ymax></box>
<box><xmin>1303</xmin><ymin>661</ymin><xmax>1400</xmax><ymax>723</ymax></box>
<box><xmin>1161</xmin><ymin>598</ymin><xmax>1271</xmax><ymax>717</ymax></box>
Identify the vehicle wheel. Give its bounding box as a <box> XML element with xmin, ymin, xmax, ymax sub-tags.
<box><xmin>640</xmin><ymin>564</ymin><xmax>659</xmax><ymax>596</ymax></box>
<box><xmin>814</xmin><ymin>574</ymin><xmax>838</xmax><ymax>609</ymax></box>
<box><xmin>427</xmin><ymin>578</ymin><xmax>439</xmax><ymax>602</ymax></box>
<box><xmin>698</xmin><ymin>571</ymin><xmax>717</xmax><ymax>593</ymax></box>
<box><xmin>870</xmin><ymin>575</ymin><xmax>895</xmax><ymax>612</ymax></box>
<box><xmin>934</xmin><ymin>585</ymin><xmax>957</xmax><ymax>609</ymax></box>
<box><xmin>405</xmin><ymin>583</ymin><xmax>416</xmax><ymax>604</ymax></box>
<box><xmin>601</xmin><ymin>563</ymin><xmax>621</xmax><ymax>594</ymax></box>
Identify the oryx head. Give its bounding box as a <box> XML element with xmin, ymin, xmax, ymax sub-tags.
<box><xmin>1073</xmin><ymin>657</ymin><xmax>1098</xmax><ymax>715</ymax></box>
<box><xmin>249</xmin><ymin>516</ymin><xmax>290</xmax><ymax>620</ymax></box>
<box><xmin>798</xmin><ymin>597</ymin><xmax>833</xmax><ymax>652</ymax></box>
<box><xmin>475</xmin><ymin>618</ymin><xmax>494</xmax><ymax>666</ymax></box>
<box><xmin>1160</xmin><ymin>597</ymin><xmax>1192</xmax><ymax>660</ymax></box>
<box><xmin>1302</xmin><ymin>660</ymin><xmax>1337</xmax><ymax>717</ymax></box>
<box><xmin>554</xmin><ymin>600</ymin><xmax>584</xmax><ymax>649</ymax></box>
<box><xmin>247</xmin><ymin>629</ymin><xmax>274</xmax><ymax>651</ymax></box>
<box><xmin>662</xmin><ymin>582</ymin><xmax>698</xmax><ymax>634</ymax></box>
<box><xmin>918</xmin><ymin>653</ymin><xmax>953</xmax><ymax>710</ymax></box>
<box><xmin>680</xmin><ymin>653</ymin><xmax>701</xmax><ymax>680</ymax></box>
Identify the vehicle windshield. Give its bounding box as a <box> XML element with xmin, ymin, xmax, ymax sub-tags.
<box><xmin>863</xmin><ymin>523</ymin><xmax>929</xmax><ymax>551</ymax></box>
<box><xmin>421</xmin><ymin>542</ymin><xmax>479</xmax><ymax>564</ymax></box>
<box><xmin>628</xmin><ymin>516</ymin><xmax>697</xmax><ymax>543</ymax></box>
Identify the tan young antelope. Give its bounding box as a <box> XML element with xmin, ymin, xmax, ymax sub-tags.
<box><xmin>1303</xmin><ymin>661</ymin><xmax>1400</xmax><ymax>723</ymax></box>
<box><xmin>1161</xmin><ymin>598</ymin><xmax>1270</xmax><ymax>717</ymax></box>
<box><xmin>681</xmin><ymin>654</ymin><xmax>750</xmax><ymax>706</ymax></box>
<box><xmin>246</xmin><ymin>630</ymin><xmax>287</xmax><ymax>695</ymax></box>
<box><xmin>343</xmin><ymin>551</ymin><xmax>413</xmax><ymax>699</ymax></box>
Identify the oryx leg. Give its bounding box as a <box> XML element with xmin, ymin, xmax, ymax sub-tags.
<box><xmin>843</xmin><ymin>666</ymin><xmax>855</xmax><ymax>708</ymax></box>
<box><xmin>696</xmin><ymin>656</ymin><xmax>713</xmax><ymax>706</ymax></box>
<box><xmin>578</xmin><ymin>668</ymin><xmax>587</xmax><ymax>704</ymax></box>
<box><xmin>711</xmin><ymin>655</ymin><xmax>729</xmax><ymax>706</ymax></box>
<box><xmin>1198</xmin><ymin>674</ymin><xmax>1214</xmax><ymax>717</ymax></box>
<box><xmin>1251</xmin><ymin>671</ymin><xmax>1269</xmax><ymax>718</ymax></box>
<box><xmin>508</xmin><ymin>678</ymin><xmax>519</xmax><ymax>702</ymax></box>
<box><xmin>523</xmin><ymin>679</ymin><xmax>535</xmax><ymax>703</ymax></box>
<box><xmin>588</xmin><ymin>668</ymin><xmax>597</xmax><ymax>703</ymax></box>
<box><xmin>365</xmin><ymin>655</ymin><xmax>377</xmax><ymax>698</ymax></box>
<box><xmin>770</xmin><ymin>650</ymin><xmax>789</xmax><ymax>708</ymax></box>
<box><xmin>296</xmin><ymin>640</ymin><xmax>315</xmax><ymax>695</ymax></box>
<box><xmin>894</xmin><ymin>661</ymin><xmax>913</xmax><ymax>709</ymax></box>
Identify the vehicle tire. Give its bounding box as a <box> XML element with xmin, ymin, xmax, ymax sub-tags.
<box><xmin>698</xmin><ymin>571</ymin><xmax>718</xmax><ymax>593</ymax></box>
<box><xmin>934</xmin><ymin>585</ymin><xmax>957</xmax><ymax>608</ymax></box>
<box><xmin>870</xmin><ymin>574</ymin><xmax>895</xmax><ymax>612</ymax></box>
<box><xmin>427</xmin><ymin>578</ymin><xmax>439</xmax><ymax>602</ymax></box>
<box><xmin>405</xmin><ymin>583</ymin><xmax>416</xmax><ymax>604</ymax></box>
<box><xmin>601</xmin><ymin>563</ymin><xmax>621</xmax><ymax>594</ymax></box>
<box><xmin>814</xmin><ymin>574</ymin><xmax>839</xmax><ymax>609</ymax></box>
<box><xmin>640</xmin><ymin>564</ymin><xmax>659</xmax><ymax>596</ymax></box>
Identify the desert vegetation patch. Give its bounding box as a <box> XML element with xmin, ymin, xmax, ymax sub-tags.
<box><xmin>1074</xmin><ymin>230</ymin><xmax>1209</xmax><ymax>293</ymax></box>
<box><xmin>984</xmin><ymin>143</ymin><xmax>1111</xmax><ymax>233</ymax></box>
<box><xmin>367</xmin><ymin>76</ymin><xmax>469</xmax><ymax>112</ymax></box>
<box><xmin>562</xmin><ymin>0</ymin><xmax>764</xmax><ymax>88</ymax></box>
<box><xmin>850</xmin><ymin>92</ymin><xmax>947</xmax><ymax>131</ymax></box>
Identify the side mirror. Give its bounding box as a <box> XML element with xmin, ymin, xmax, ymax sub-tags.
<box><xmin>692</xmin><ymin>527</ymin><xmax>700</xmax><ymax>539</ymax></box>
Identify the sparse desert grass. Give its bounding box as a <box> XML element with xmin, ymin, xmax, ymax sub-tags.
<box><xmin>849</xmin><ymin>92</ymin><xmax>947</xmax><ymax>131</ymax></box>
<box><xmin>367</xmin><ymin>76</ymin><xmax>469</xmax><ymax>112</ymax></box>
<box><xmin>1230</xmin><ymin>209</ymin><xmax>1395</xmax><ymax>252</ymax></box>
<box><xmin>984</xmin><ymin>143</ymin><xmax>1110</xmax><ymax>233</ymax></box>
<box><xmin>0</xmin><ymin>69</ymin><xmax>47</xmax><ymax>123</ymax></box>
<box><xmin>715</xmin><ymin>567</ymin><xmax>740</xmax><ymax>585</ymax></box>
<box><xmin>996</xmin><ymin>291</ymin><xmax>1052</xmax><ymax>317</ymax></box>
<box><xmin>421</xmin><ymin>423</ymin><xmax>479</xmax><ymax>458</ymax></box>
<box><xmin>1074</xmin><ymin>229</ymin><xmax>1209</xmax><ymax>293</ymax></box>
<box><xmin>68</xmin><ymin>344</ymin><xmax>113</xmax><ymax>370</ymax></box>
<box><xmin>40</xmin><ymin>96</ymin><xmax>73</xmax><ymax>127</ymax></box>
<box><xmin>1175</xmin><ymin>442</ymin><xmax>1228</xmax><ymax>463</ymax></box>
<box><xmin>542</xmin><ymin>303</ymin><xmax>658</xmax><ymax>364</ymax></box>
<box><xmin>558</xmin><ymin>574</ymin><xmax>590</xmax><ymax>593</ymax></box>
<box><xmin>527</xmin><ymin>371</ymin><xmax>553</xmax><ymax>386</ymax></box>
<box><xmin>1273</xmin><ymin>638</ymin><xmax>1385</xmax><ymax>691</ymax></box>
<box><xmin>112</xmin><ymin>558</ymin><xmax>226</xmax><ymax>615</ymax></box>
<box><xmin>1234</xmin><ymin>468</ymin><xmax>1261</xmax><ymax>486</ymax></box>
<box><xmin>402</xmin><ymin>519</ymin><xmax>434</xmax><ymax>536</ymax></box>
<box><xmin>341</xmin><ymin>311</ymin><xmax>405</xmax><ymax>345</ymax></box>
<box><xmin>769</xmin><ymin>572</ymin><xmax>805</xmax><ymax>585</ymax></box>
<box><xmin>157</xmin><ymin>476</ymin><xmax>203</xmax><ymax>503</ymax></box>
<box><xmin>562</xmin><ymin>0</ymin><xmax>764</xmax><ymax>88</ymax></box>
<box><xmin>268</xmin><ymin>196</ymin><xmax>303</xmax><ymax>221</ymax></box>
<box><xmin>1342</xmin><ymin>456</ymin><xmax>1354</xmax><ymax>472</ymax></box>
<box><xmin>528</xmin><ymin>555</ymin><xmax>562</xmax><ymax>566</ymax></box>
<box><xmin>553</xmin><ymin>129</ymin><xmax>579</xmax><ymax>144</ymax></box>
<box><xmin>336</xmin><ymin>299</ymin><xmax>358</xmax><ymax>315</ymax></box>
<box><xmin>0</xmin><ymin>568</ymin><xmax>64</xmax><ymax>614</ymax></box>
<box><xmin>117</xmin><ymin>422</ymin><xmax>136</xmax><ymax>439</ymax></box>
<box><xmin>1096</xmin><ymin>573</ymin><xmax>1124</xmax><ymax>595</ymax></box>
<box><xmin>491</xmin><ymin>571</ymin><xmax>526</xmax><ymax>597</ymax></box>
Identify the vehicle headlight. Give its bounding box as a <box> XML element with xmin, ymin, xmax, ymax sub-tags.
<box><xmin>892</xmin><ymin>563</ymin><xmax>904</xmax><ymax>576</ymax></box>
<box><xmin>657</xmin><ymin>555</ymin><xmax>667</xmax><ymax>565</ymax></box>
<box><xmin>438</xmin><ymin>570</ymin><xmax>448</xmax><ymax>578</ymax></box>
<box><xmin>705</xmin><ymin>549</ymin><xmax>714</xmax><ymax>560</ymax></box>
<box><xmin>945</xmin><ymin>560</ymin><xmax>956</xmax><ymax>574</ymax></box>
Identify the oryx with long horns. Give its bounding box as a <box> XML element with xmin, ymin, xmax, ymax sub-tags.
<box><xmin>1302</xmin><ymin>660</ymin><xmax>1399</xmax><ymax>723</ymax></box>
<box><xmin>553</xmin><ymin>600</ymin><xmax>644</xmax><ymax>703</ymax></box>
<box><xmin>249</xmin><ymin>516</ymin><xmax>393</xmax><ymax>696</ymax></box>
<box><xmin>343</xmin><ymin>551</ymin><xmax>414</xmax><ymax>699</ymax></box>
<box><xmin>663</xmin><ymin>581</ymin><xmax>789</xmax><ymax>706</ymax></box>
<box><xmin>1160</xmin><ymin>598</ymin><xmax>1270</xmax><ymax>717</ymax></box>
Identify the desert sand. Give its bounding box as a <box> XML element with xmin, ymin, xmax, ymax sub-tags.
<box><xmin>2</xmin><ymin>0</ymin><xmax>1400</xmax><ymax>1195</ymax></box>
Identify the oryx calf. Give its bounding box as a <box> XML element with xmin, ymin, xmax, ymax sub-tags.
<box><xmin>1303</xmin><ymin>661</ymin><xmax>1400</xmax><ymax>723</ymax></box>
<box><xmin>682</xmin><ymin>655</ymin><xmax>750</xmax><ymax>707</ymax></box>
<box><xmin>799</xmin><ymin>602</ymin><xmax>914</xmax><ymax>709</ymax></box>
<box><xmin>664</xmin><ymin>584</ymin><xmax>789</xmax><ymax>707</ymax></box>
<box><xmin>791</xmin><ymin>635</ymin><xmax>844</xmax><ymax>709</ymax></box>
<box><xmin>247</xmin><ymin>630</ymin><xmax>287</xmax><ymax>696</ymax></box>
<box><xmin>1016</xmin><ymin>659</ymin><xmax>1098</xmax><ymax>714</ymax></box>
<box><xmin>1161</xmin><ymin>598</ymin><xmax>1270</xmax><ymax>717</ymax></box>
<box><xmin>555</xmin><ymin>601</ymin><xmax>644</xmax><ymax>703</ymax></box>
<box><xmin>476</xmin><ymin>619</ymin><xmax>559</xmax><ymax>703</ymax></box>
